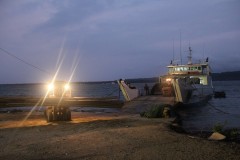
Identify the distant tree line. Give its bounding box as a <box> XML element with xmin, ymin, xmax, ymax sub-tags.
<box><xmin>70</xmin><ymin>71</ymin><xmax>240</xmax><ymax>84</ymax></box>
<box><xmin>125</xmin><ymin>71</ymin><xmax>240</xmax><ymax>83</ymax></box>
<box><xmin>125</xmin><ymin>77</ymin><xmax>159</xmax><ymax>83</ymax></box>
<box><xmin>211</xmin><ymin>71</ymin><xmax>240</xmax><ymax>81</ymax></box>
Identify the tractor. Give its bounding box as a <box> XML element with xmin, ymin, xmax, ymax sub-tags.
<box><xmin>44</xmin><ymin>81</ymin><xmax>72</xmax><ymax>122</ymax></box>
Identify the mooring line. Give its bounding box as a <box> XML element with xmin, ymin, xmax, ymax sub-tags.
<box><xmin>207</xmin><ymin>102</ymin><xmax>240</xmax><ymax>118</ymax></box>
<box><xmin>0</xmin><ymin>47</ymin><xmax>51</xmax><ymax>75</ymax></box>
<box><xmin>207</xmin><ymin>102</ymin><xmax>228</xmax><ymax>114</ymax></box>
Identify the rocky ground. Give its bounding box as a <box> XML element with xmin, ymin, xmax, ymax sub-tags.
<box><xmin>0</xmin><ymin>110</ymin><xmax>240</xmax><ymax>160</ymax></box>
<box><xmin>0</xmin><ymin>96</ymin><xmax>240</xmax><ymax>160</ymax></box>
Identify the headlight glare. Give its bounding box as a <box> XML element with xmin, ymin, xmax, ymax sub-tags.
<box><xmin>64</xmin><ymin>84</ymin><xmax>70</xmax><ymax>91</ymax></box>
<box><xmin>48</xmin><ymin>83</ymin><xmax>54</xmax><ymax>91</ymax></box>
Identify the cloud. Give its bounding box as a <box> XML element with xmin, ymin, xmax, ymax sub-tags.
<box><xmin>0</xmin><ymin>0</ymin><xmax>240</xmax><ymax>83</ymax></box>
<box><xmin>0</xmin><ymin>1</ymin><xmax>57</xmax><ymax>43</ymax></box>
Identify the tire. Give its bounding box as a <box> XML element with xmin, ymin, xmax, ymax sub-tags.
<box><xmin>62</xmin><ymin>108</ymin><xmax>67</xmax><ymax>121</ymax></box>
<box><xmin>53</xmin><ymin>107</ymin><xmax>58</xmax><ymax>121</ymax></box>
<box><xmin>66</xmin><ymin>109</ymin><xmax>71</xmax><ymax>121</ymax></box>
<box><xmin>60</xmin><ymin>107</ymin><xmax>65</xmax><ymax>121</ymax></box>
<box><xmin>46</xmin><ymin>109</ymin><xmax>53</xmax><ymax>122</ymax></box>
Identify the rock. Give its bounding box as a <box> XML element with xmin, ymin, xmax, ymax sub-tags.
<box><xmin>208</xmin><ymin>132</ymin><xmax>226</xmax><ymax>141</ymax></box>
<box><xmin>163</xmin><ymin>107</ymin><xmax>170</xmax><ymax>118</ymax></box>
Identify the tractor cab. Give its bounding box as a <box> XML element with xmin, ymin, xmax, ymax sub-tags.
<box><xmin>47</xmin><ymin>81</ymin><xmax>71</xmax><ymax>98</ymax></box>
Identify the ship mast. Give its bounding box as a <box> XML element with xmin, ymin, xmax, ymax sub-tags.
<box><xmin>180</xmin><ymin>30</ymin><xmax>182</xmax><ymax>65</ymax></box>
<box><xmin>187</xmin><ymin>47</ymin><xmax>192</xmax><ymax>65</ymax></box>
<box><xmin>172</xmin><ymin>39</ymin><xmax>175</xmax><ymax>65</ymax></box>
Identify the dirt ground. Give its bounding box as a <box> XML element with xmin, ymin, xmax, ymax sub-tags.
<box><xmin>0</xmin><ymin>110</ymin><xmax>239</xmax><ymax>160</ymax></box>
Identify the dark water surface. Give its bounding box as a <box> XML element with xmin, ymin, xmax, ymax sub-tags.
<box><xmin>177</xmin><ymin>81</ymin><xmax>240</xmax><ymax>132</ymax></box>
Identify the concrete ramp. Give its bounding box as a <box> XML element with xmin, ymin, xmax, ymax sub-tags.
<box><xmin>122</xmin><ymin>95</ymin><xmax>175</xmax><ymax>114</ymax></box>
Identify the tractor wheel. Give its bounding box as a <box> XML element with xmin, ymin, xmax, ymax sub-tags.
<box><xmin>59</xmin><ymin>109</ymin><xmax>64</xmax><ymax>121</ymax></box>
<box><xmin>62</xmin><ymin>108</ymin><xmax>67</xmax><ymax>121</ymax></box>
<box><xmin>46</xmin><ymin>109</ymin><xmax>53</xmax><ymax>122</ymax></box>
<box><xmin>66</xmin><ymin>109</ymin><xmax>71</xmax><ymax>121</ymax></box>
<box><xmin>53</xmin><ymin>108</ymin><xmax>59</xmax><ymax>121</ymax></box>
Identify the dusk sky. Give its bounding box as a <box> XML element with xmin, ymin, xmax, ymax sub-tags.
<box><xmin>0</xmin><ymin>0</ymin><xmax>240</xmax><ymax>84</ymax></box>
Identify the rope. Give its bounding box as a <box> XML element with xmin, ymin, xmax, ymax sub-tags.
<box><xmin>174</xmin><ymin>78</ymin><xmax>240</xmax><ymax>119</ymax></box>
<box><xmin>0</xmin><ymin>47</ymin><xmax>51</xmax><ymax>75</ymax></box>
<box><xmin>186</xmin><ymin>81</ymin><xmax>240</xmax><ymax>118</ymax></box>
<box><xmin>207</xmin><ymin>102</ymin><xmax>240</xmax><ymax>118</ymax></box>
<box><xmin>207</xmin><ymin>102</ymin><xmax>229</xmax><ymax>114</ymax></box>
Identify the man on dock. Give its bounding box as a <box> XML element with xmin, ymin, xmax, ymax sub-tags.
<box><xmin>144</xmin><ymin>83</ymin><xmax>149</xmax><ymax>95</ymax></box>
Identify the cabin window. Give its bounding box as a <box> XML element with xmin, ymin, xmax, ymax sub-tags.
<box><xmin>189</xmin><ymin>67</ymin><xmax>194</xmax><ymax>70</ymax></box>
<box><xmin>188</xmin><ymin>66</ymin><xmax>200</xmax><ymax>71</ymax></box>
<box><xmin>177</xmin><ymin>67</ymin><xmax>187</xmax><ymax>71</ymax></box>
<box><xmin>190</xmin><ymin>78</ymin><xmax>200</xmax><ymax>84</ymax></box>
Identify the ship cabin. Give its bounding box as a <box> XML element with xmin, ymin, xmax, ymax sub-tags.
<box><xmin>167</xmin><ymin>63</ymin><xmax>210</xmax><ymax>75</ymax></box>
<box><xmin>165</xmin><ymin>63</ymin><xmax>211</xmax><ymax>86</ymax></box>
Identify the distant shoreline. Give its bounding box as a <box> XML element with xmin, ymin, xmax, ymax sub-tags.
<box><xmin>0</xmin><ymin>79</ymin><xmax>240</xmax><ymax>85</ymax></box>
<box><xmin>1</xmin><ymin>71</ymin><xmax>240</xmax><ymax>85</ymax></box>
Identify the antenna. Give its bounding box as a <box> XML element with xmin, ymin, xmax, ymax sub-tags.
<box><xmin>202</xmin><ymin>44</ymin><xmax>205</xmax><ymax>63</ymax></box>
<box><xmin>188</xmin><ymin>46</ymin><xmax>192</xmax><ymax>65</ymax></box>
<box><xmin>172</xmin><ymin>39</ymin><xmax>175</xmax><ymax>64</ymax></box>
<box><xmin>179</xmin><ymin>30</ymin><xmax>182</xmax><ymax>65</ymax></box>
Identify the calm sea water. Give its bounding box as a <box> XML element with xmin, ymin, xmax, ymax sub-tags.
<box><xmin>178</xmin><ymin>81</ymin><xmax>240</xmax><ymax>132</ymax></box>
<box><xmin>0</xmin><ymin>81</ymin><xmax>239</xmax><ymax>131</ymax></box>
<box><xmin>0</xmin><ymin>83</ymin><xmax>120</xmax><ymax>98</ymax></box>
<box><xmin>0</xmin><ymin>82</ymin><xmax>155</xmax><ymax>99</ymax></box>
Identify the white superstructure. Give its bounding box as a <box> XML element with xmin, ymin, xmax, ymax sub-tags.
<box><xmin>160</xmin><ymin>47</ymin><xmax>214</xmax><ymax>105</ymax></box>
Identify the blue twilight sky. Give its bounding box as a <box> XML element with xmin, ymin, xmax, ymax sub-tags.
<box><xmin>0</xmin><ymin>0</ymin><xmax>240</xmax><ymax>84</ymax></box>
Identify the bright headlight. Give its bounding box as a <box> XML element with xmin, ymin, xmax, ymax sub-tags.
<box><xmin>64</xmin><ymin>84</ymin><xmax>70</xmax><ymax>91</ymax></box>
<box><xmin>48</xmin><ymin>83</ymin><xmax>54</xmax><ymax>91</ymax></box>
<box><xmin>166</xmin><ymin>78</ymin><xmax>171</xmax><ymax>82</ymax></box>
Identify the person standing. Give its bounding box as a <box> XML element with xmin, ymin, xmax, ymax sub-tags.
<box><xmin>144</xmin><ymin>83</ymin><xmax>149</xmax><ymax>95</ymax></box>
